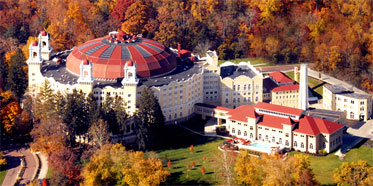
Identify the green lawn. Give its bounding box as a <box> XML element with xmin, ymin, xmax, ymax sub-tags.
<box><xmin>285</xmin><ymin>71</ymin><xmax>325</xmax><ymax>97</ymax></box>
<box><xmin>154</xmin><ymin>123</ymin><xmax>224</xmax><ymax>185</ymax></box>
<box><xmin>46</xmin><ymin>167</ymin><xmax>53</xmax><ymax>179</ymax></box>
<box><xmin>289</xmin><ymin>145</ymin><xmax>373</xmax><ymax>185</ymax></box>
<box><xmin>0</xmin><ymin>165</ymin><xmax>7</xmax><ymax>186</ymax></box>
<box><xmin>218</xmin><ymin>57</ymin><xmax>272</xmax><ymax>66</ymax></box>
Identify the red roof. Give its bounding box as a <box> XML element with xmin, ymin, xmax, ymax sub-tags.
<box><xmin>269</xmin><ymin>71</ymin><xmax>294</xmax><ymax>84</ymax></box>
<box><xmin>126</xmin><ymin>60</ymin><xmax>133</xmax><ymax>67</ymax></box>
<box><xmin>66</xmin><ymin>36</ymin><xmax>176</xmax><ymax>79</ymax></box>
<box><xmin>215</xmin><ymin>106</ymin><xmax>234</xmax><ymax>112</ymax></box>
<box><xmin>83</xmin><ymin>59</ymin><xmax>89</xmax><ymax>65</ymax></box>
<box><xmin>227</xmin><ymin>105</ymin><xmax>257</xmax><ymax>122</ymax></box>
<box><xmin>272</xmin><ymin>84</ymin><xmax>299</xmax><ymax>92</ymax></box>
<box><xmin>294</xmin><ymin>116</ymin><xmax>343</xmax><ymax>135</ymax></box>
<box><xmin>32</xmin><ymin>41</ymin><xmax>38</xmax><ymax>46</ymax></box>
<box><xmin>41</xmin><ymin>31</ymin><xmax>47</xmax><ymax>36</ymax></box>
<box><xmin>258</xmin><ymin>115</ymin><xmax>293</xmax><ymax>129</ymax></box>
<box><xmin>255</xmin><ymin>102</ymin><xmax>304</xmax><ymax>116</ymax></box>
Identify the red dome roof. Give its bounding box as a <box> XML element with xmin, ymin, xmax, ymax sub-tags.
<box><xmin>32</xmin><ymin>41</ymin><xmax>38</xmax><ymax>46</ymax></box>
<box><xmin>41</xmin><ymin>31</ymin><xmax>47</xmax><ymax>36</ymax></box>
<box><xmin>66</xmin><ymin>36</ymin><xmax>176</xmax><ymax>79</ymax></box>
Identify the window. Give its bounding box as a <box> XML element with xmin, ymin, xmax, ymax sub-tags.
<box><xmin>310</xmin><ymin>143</ymin><xmax>313</xmax><ymax>149</ymax></box>
<box><xmin>265</xmin><ymin>135</ymin><xmax>268</xmax><ymax>141</ymax></box>
<box><xmin>180</xmin><ymin>112</ymin><xmax>182</xmax><ymax>117</ymax></box>
<box><xmin>350</xmin><ymin>112</ymin><xmax>354</xmax><ymax>118</ymax></box>
<box><xmin>360</xmin><ymin>101</ymin><xmax>365</xmax><ymax>105</ymax></box>
<box><xmin>285</xmin><ymin>140</ymin><xmax>289</xmax><ymax>146</ymax></box>
<box><xmin>237</xmin><ymin>85</ymin><xmax>240</xmax><ymax>90</ymax></box>
<box><xmin>301</xmin><ymin>142</ymin><xmax>304</xmax><ymax>148</ymax></box>
<box><xmin>351</xmin><ymin>100</ymin><xmax>354</xmax><ymax>104</ymax></box>
<box><xmin>259</xmin><ymin>134</ymin><xmax>262</xmax><ymax>140</ymax></box>
<box><xmin>250</xmin><ymin>126</ymin><xmax>253</xmax><ymax>130</ymax></box>
<box><xmin>255</xmin><ymin>97</ymin><xmax>258</xmax><ymax>102</ymax></box>
<box><xmin>294</xmin><ymin>141</ymin><xmax>297</xmax><ymax>147</ymax></box>
<box><xmin>279</xmin><ymin>138</ymin><xmax>282</xmax><ymax>144</ymax></box>
<box><xmin>225</xmin><ymin>99</ymin><xmax>228</xmax><ymax>103</ymax></box>
<box><xmin>238</xmin><ymin>130</ymin><xmax>241</xmax><ymax>135</ymax></box>
<box><xmin>233</xmin><ymin>98</ymin><xmax>236</xmax><ymax>103</ymax></box>
<box><xmin>272</xmin><ymin>136</ymin><xmax>275</xmax><ymax>143</ymax></box>
<box><xmin>232</xmin><ymin>128</ymin><xmax>235</xmax><ymax>133</ymax></box>
<box><xmin>244</xmin><ymin>131</ymin><xmax>247</xmax><ymax>136</ymax></box>
<box><xmin>360</xmin><ymin>107</ymin><xmax>364</xmax><ymax>111</ymax></box>
<box><xmin>250</xmin><ymin>133</ymin><xmax>253</xmax><ymax>139</ymax></box>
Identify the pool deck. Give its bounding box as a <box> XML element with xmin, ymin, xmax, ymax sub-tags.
<box><xmin>234</xmin><ymin>141</ymin><xmax>284</xmax><ymax>154</ymax></box>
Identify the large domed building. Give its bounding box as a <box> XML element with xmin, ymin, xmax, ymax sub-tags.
<box><xmin>66</xmin><ymin>31</ymin><xmax>177</xmax><ymax>79</ymax></box>
<box><xmin>27</xmin><ymin>31</ymin><xmax>264</xmax><ymax>128</ymax></box>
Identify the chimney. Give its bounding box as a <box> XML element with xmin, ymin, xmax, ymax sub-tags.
<box><xmin>298</xmin><ymin>64</ymin><xmax>309</xmax><ymax>110</ymax></box>
<box><xmin>178</xmin><ymin>43</ymin><xmax>181</xmax><ymax>58</ymax></box>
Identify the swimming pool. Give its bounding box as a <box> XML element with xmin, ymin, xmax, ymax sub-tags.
<box><xmin>238</xmin><ymin>142</ymin><xmax>273</xmax><ymax>154</ymax></box>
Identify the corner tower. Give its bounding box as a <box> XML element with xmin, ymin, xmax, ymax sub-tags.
<box><xmin>121</xmin><ymin>60</ymin><xmax>138</xmax><ymax>114</ymax></box>
<box><xmin>27</xmin><ymin>41</ymin><xmax>43</xmax><ymax>94</ymax></box>
<box><xmin>38</xmin><ymin>31</ymin><xmax>52</xmax><ymax>60</ymax></box>
<box><xmin>78</xmin><ymin>59</ymin><xmax>94</xmax><ymax>94</ymax></box>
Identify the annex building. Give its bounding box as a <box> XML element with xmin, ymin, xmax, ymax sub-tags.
<box><xmin>195</xmin><ymin>102</ymin><xmax>344</xmax><ymax>154</ymax></box>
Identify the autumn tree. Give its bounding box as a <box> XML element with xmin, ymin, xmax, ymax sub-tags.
<box><xmin>121</xmin><ymin>0</ymin><xmax>152</xmax><ymax>34</ymax></box>
<box><xmin>234</xmin><ymin>151</ymin><xmax>263</xmax><ymax>185</ymax></box>
<box><xmin>135</xmin><ymin>87</ymin><xmax>165</xmax><ymax>151</ymax></box>
<box><xmin>111</xmin><ymin>0</ymin><xmax>134</xmax><ymax>26</ymax></box>
<box><xmin>0</xmin><ymin>91</ymin><xmax>21</xmax><ymax>134</ymax></box>
<box><xmin>333</xmin><ymin>160</ymin><xmax>373</xmax><ymax>186</ymax></box>
<box><xmin>88</xmin><ymin>119</ymin><xmax>110</xmax><ymax>150</ymax></box>
<box><xmin>213</xmin><ymin>151</ymin><xmax>236</xmax><ymax>186</ymax></box>
<box><xmin>81</xmin><ymin>144</ymin><xmax>169</xmax><ymax>186</ymax></box>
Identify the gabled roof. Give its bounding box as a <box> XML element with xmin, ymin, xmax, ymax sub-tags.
<box><xmin>255</xmin><ymin>102</ymin><xmax>304</xmax><ymax>116</ymax></box>
<box><xmin>294</xmin><ymin>116</ymin><xmax>343</xmax><ymax>135</ymax></box>
<box><xmin>257</xmin><ymin>115</ymin><xmax>293</xmax><ymax>129</ymax></box>
<box><xmin>272</xmin><ymin>84</ymin><xmax>299</xmax><ymax>92</ymax></box>
<box><xmin>227</xmin><ymin>105</ymin><xmax>257</xmax><ymax>122</ymax></box>
<box><xmin>269</xmin><ymin>71</ymin><xmax>294</xmax><ymax>84</ymax></box>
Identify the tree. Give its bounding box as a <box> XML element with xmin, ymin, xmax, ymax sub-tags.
<box><xmin>121</xmin><ymin>0</ymin><xmax>152</xmax><ymax>34</ymax></box>
<box><xmin>111</xmin><ymin>0</ymin><xmax>134</xmax><ymax>26</ymax></box>
<box><xmin>0</xmin><ymin>56</ymin><xmax>8</xmax><ymax>91</ymax></box>
<box><xmin>234</xmin><ymin>151</ymin><xmax>263</xmax><ymax>185</ymax></box>
<box><xmin>0</xmin><ymin>91</ymin><xmax>21</xmax><ymax>134</ymax></box>
<box><xmin>30</xmin><ymin>116</ymin><xmax>68</xmax><ymax>155</ymax></box>
<box><xmin>213</xmin><ymin>151</ymin><xmax>236</xmax><ymax>186</ymax></box>
<box><xmin>88</xmin><ymin>119</ymin><xmax>110</xmax><ymax>150</ymax></box>
<box><xmin>6</xmin><ymin>49</ymin><xmax>27</xmax><ymax>99</ymax></box>
<box><xmin>112</xmin><ymin>96</ymin><xmax>128</xmax><ymax>135</ymax></box>
<box><xmin>81</xmin><ymin>144</ymin><xmax>169</xmax><ymax>186</ymax></box>
<box><xmin>86</xmin><ymin>93</ymin><xmax>100</xmax><ymax>127</ymax></box>
<box><xmin>333</xmin><ymin>160</ymin><xmax>373</xmax><ymax>186</ymax></box>
<box><xmin>0</xmin><ymin>152</ymin><xmax>7</xmax><ymax>169</ymax></box>
<box><xmin>135</xmin><ymin>87</ymin><xmax>165</xmax><ymax>151</ymax></box>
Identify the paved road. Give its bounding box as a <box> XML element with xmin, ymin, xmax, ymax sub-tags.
<box><xmin>347</xmin><ymin>120</ymin><xmax>373</xmax><ymax>140</ymax></box>
<box><xmin>2</xmin><ymin>150</ymin><xmax>21</xmax><ymax>186</ymax></box>
<box><xmin>19</xmin><ymin>149</ymin><xmax>37</xmax><ymax>185</ymax></box>
<box><xmin>1</xmin><ymin>148</ymin><xmax>38</xmax><ymax>186</ymax></box>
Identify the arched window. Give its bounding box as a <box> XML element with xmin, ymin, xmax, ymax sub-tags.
<box><xmin>265</xmin><ymin>135</ymin><xmax>268</xmax><ymax>141</ymax></box>
<box><xmin>250</xmin><ymin>133</ymin><xmax>253</xmax><ymax>139</ymax></box>
<box><xmin>294</xmin><ymin>141</ymin><xmax>297</xmax><ymax>147</ymax></box>
<box><xmin>279</xmin><ymin>138</ymin><xmax>282</xmax><ymax>144</ymax></box>
<box><xmin>259</xmin><ymin>134</ymin><xmax>262</xmax><ymax>140</ymax></box>
<box><xmin>285</xmin><ymin>140</ymin><xmax>289</xmax><ymax>146</ymax></box>
<box><xmin>238</xmin><ymin>130</ymin><xmax>241</xmax><ymax>135</ymax></box>
<box><xmin>301</xmin><ymin>142</ymin><xmax>304</xmax><ymax>148</ymax></box>
<box><xmin>232</xmin><ymin>128</ymin><xmax>235</xmax><ymax>133</ymax></box>
<box><xmin>33</xmin><ymin>52</ymin><xmax>37</xmax><ymax>57</ymax></box>
<box><xmin>174</xmin><ymin>113</ymin><xmax>177</xmax><ymax>119</ymax></box>
<box><xmin>225</xmin><ymin>99</ymin><xmax>228</xmax><ymax>103</ymax></box>
<box><xmin>350</xmin><ymin>112</ymin><xmax>354</xmax><ymax>119</ymax></box>
<box><xmin>310</xmin><ymin>143</ymin><xmax>313</xmax><ymax>149</ymax></box>
<box><xmin>272</xmin><ymin>136</ymin><xmax>275</xmax><ymax>143</ymax></box>
<box><xmin>42</xmin><ymin>41</ymin><xmax>46</xmax><ymax>47</ymax></box>
<box><xmin>244</xmin><ymin>131</ymin><xmax>247</xmax><ymax>136</ymax></box>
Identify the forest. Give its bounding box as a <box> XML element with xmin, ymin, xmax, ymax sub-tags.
<box><xmin>0</xmin><ymin>0</ymin><xmax>372</xmax><ymax>93</ymax></box>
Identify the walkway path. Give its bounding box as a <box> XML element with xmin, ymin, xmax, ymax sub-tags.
<box><xmin>1</xmin><ymin>148</ymin><xmax>38</xmax><ymax>186</ymax></box>
<box><xmin>308</xmin><ymin>69</ymin><xmax>368</xmax><ymax>95</ymax></box>
<box><xmin>2</xmin><ymin>150</ymin><xmax>21</xmax><ymax>186</ymax></box>
<box><xmin>37</xmin><ymin>153</ymin><xmax>48</xmax><ymax>180</ymax></box>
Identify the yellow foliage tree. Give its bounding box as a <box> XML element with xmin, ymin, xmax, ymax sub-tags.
<box><xmin>0</xmin><ymin>91</ymin><xmax>21</xmax><ymax>134</ymax></box>
<box><xmin>4</xmin><ymin>50</ymin><xmax>17</xmax><ymax>65</ymax></box>
<box><xmin>333</xmin><ymin>160</ymin><xmax>373</xmax><ymax>186</ymax></box>
<box><xmin>81</xmin><ymin>144</ymin><xmax>169</xmax><ymax>186</ymax></box>
<box><xmin>121</xmin><ymin>1</ymin><xmax>150</xmax><ymax>34</ymax></box>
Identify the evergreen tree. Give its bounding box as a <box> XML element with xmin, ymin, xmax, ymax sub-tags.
<box><xmin>112</xmin><ymin>96</ymin><xmax>127</xmax><ymax>135</ymax></box>
<box><xmin>135</xmin><ymin>87</ymin><xmax>165</xmax><ymax>151</ymax></box>
<box><xmin>86</xmin><ymin>93</ymin><xmax>100</xmax><ymax>127</ymax></box>
<box><xmin>100</xmin><ymin>94</ymin><xmax>117</xmax><ymax>133</ymax></box>
<box><xmin>0</xmin><ymin>56</ymin><xmax>8</xmax><ymax>91</ymax></box>
<box><xmin>7</xmin><ymin>49</ymin><xmax>27</xmax><ymax>99</ymax></box>
<box><xmin>35</xmin><ymin>80</ymin><xmax>56</xmax><ymax>120</ymax></box>
<box><xmin>62</xmin><ymin>89</ymin><xmax>88</xmax><ymax>145</ymax></box>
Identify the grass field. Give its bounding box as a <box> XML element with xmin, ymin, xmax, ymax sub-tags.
<box><xmin>290</xmin><ymin>145</ymin><xmax>373</xmax><ymax>185</ymax></box>
<box><xmin>46</xmin><ymin>167</ymin><xmax>53</xmax><ymax>179</ymax></box>
<box><xmin>285</xmin><ymin>71</ymin><xmax>325</xmax><ymax>97</ymax></box>
<box><xmin>218</xmin><ymin>57</ymin><xmax>272</xmax><ymax>66</ymax></box>
<box><xmin>0</xmin><ymin>165</ymin><xmax>7</xmax><ymax>186</ymax></box>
